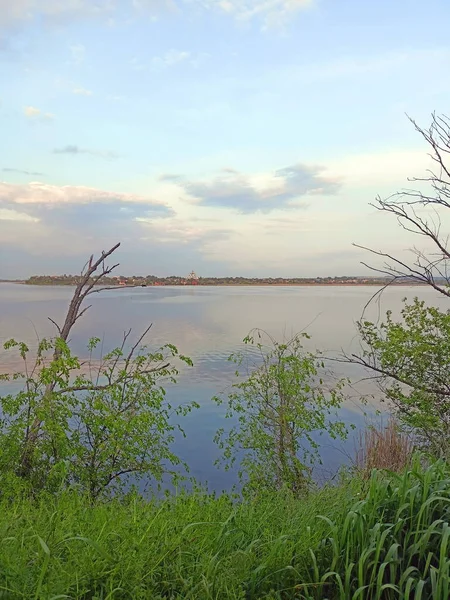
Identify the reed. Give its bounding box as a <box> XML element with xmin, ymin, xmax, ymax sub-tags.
<box><xmin>0</xmin><ymin>457</ymin><xmax>449</xmax><ymax>598</ymax></box>
<box><xmin>355</xmin><ymin>417</ymin><xmax>414</xmax><ymax>479</ymax></box>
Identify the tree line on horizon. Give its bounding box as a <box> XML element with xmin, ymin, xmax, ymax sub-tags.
<box><xmin>20</xmin><ymin>273</ymin><xmax>421</xmax><ymax>286</ymax></box>
<box><xmin>1</xmin><ymin>112</ymin><xmax>450</xmax><ymax>598</ymax></box>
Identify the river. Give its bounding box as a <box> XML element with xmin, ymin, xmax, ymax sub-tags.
<box><xmin>0</xmin><ymin>283</ymin><xmax>446</xmax><ymax>491</ymax></box>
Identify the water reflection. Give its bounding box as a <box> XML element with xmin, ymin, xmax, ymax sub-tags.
<box><xmin>0</xmin><ymin>283</ymin><xmax>446</xmax><ymax>491</ymax></box>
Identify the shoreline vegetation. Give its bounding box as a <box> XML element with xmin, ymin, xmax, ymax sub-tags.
<box><xmin>3</xmin><ymin>275</ymin><xmax>427</xmax><ymax>287</ymax></box>
<box><xmin>0</xmin><ymin>242</ymin><xmax>449</xmax><ymax>598</ymax></box>
<box><xmin>2</xmin><ymin>114</ymin><xmax>450</xmax><ymax>597</ymax></box>
<box><xmin>3</xmin><ymin>458</ymin><xmax>449</xmax><ymax>600</ymax></box>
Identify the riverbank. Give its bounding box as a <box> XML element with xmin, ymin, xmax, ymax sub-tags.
<box><xmin>1</xmin><ymin>458</ymin><xmax>448</xmax><ymax>599</ymax></box>
<box><xmin>5</xmin><ymin>281</ymin><xmax>423</xmax><ymax>287</ymax></box>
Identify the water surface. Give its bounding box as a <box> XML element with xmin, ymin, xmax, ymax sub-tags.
<box><xmin>0</xmin><ymin>283</ymin><xmax>445</xmax><ymax>491</ymax></box>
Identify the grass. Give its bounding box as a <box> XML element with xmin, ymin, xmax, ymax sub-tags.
<box><xmin>0</xmin><ymin>482</ymin><xmax>354</xmax><ymax>600</ymax></box>
<box><xmin>1</xmin><ymin>458</ymin><xmax>450</xmax><ymax>599</ymax></box>
<box><xmin>355</xmin><ymin>417</ymin><xmax>414</xmax><ymax>478</ymax></box>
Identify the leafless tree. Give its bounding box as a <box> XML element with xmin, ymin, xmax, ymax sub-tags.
<box><xmin>354</xmin><ymin>112</ymin><xmax>450</xmax><ymax>298</ymax></box>
<box><xmin>18</xmin><ymin>242</ymin><xmax>148</xmax><ymax>477</ymax></box>
<box><xmin>337</xmin><ymin>114</ymin><xmax>450</xmax><ymax>454</ymax></box>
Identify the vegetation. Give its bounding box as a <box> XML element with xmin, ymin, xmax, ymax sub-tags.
<box><xmin>22</xmin><ymin>274</ymin><xmax>411</xmax><ymax>287</ymax></box>
<box><xmin>0</xmin><ymin>245</ymin><xmax>197</xmax><ymax>499</ymax></box>
<box><xmin>354</xmin><ymin>416</ymin><xmax>414</xmax><ymax>479</ymax></box>
<box><xmin>0</xmin><ymin>458</ymin><xmax>450</xmax><ymax>598</ymax></box>
<box><xmin>2</xmin><ymin>113</ymin><xmax>450</xmax><ymax>596</ymax></box>
<box><xmin>353</xmin><ymin>299</ymin><xmax>450</xmax><ymax>458</ymax></box>
<box><xmin>214</xmin><ymin>330</ymin><xmax>351</xmax><ymax>496</ymax></box>
<box><xmin>348</xmin><ymin>114</ymin><xmax>450</xmax><ymax>459</ymax></box>
<box><xmin>354</xmin><ymin>113</ymin><xmax>450</xmax><ymax>296</ymax></box>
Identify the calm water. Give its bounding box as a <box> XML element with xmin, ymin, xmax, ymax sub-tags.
<box><xmin>0</xmin><ymin>283</ymin><xmax>446</xmax><ymax>491</ymax></box>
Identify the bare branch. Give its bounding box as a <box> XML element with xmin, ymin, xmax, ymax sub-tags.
<box><xmin>48</xmin><ymin>317</ymin><xmax>62</xmax><ymax>336</ymax></box>
<box><xmin>86</xmin><ymin>284</ymin><xmax>141</xmax><ymax>296</ymax></box>
<box><xmin>334</xmin><ymin>354</ymin><xmax>450</xmax><ymax>398</ymax></box>
<box><xmin>74</xmin><ymin>305</ymin><xmax>92</xmax><ymax>323</ymax></box>
<box><xmin>52</xmin><ymin>362</ymin><xmax>170</xmax><ymax>396</ymax></box>
<box><xmin>126</xmin><ymin>324</ymin><xmax>153</xmax><ymax>365</ymax></box>
<box><xmin>355</xmin><ymin>113</ymin><xmax>450</xmax><ymax>304</ymax></box>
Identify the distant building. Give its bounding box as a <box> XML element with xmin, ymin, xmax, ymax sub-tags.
<box><xmin>183</xmin><ymin>271</ymin><xmax>199</xmax><ymax>285</ymax></box>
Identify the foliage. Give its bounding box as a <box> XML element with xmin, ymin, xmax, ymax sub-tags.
<box><xmin>213</xmin><ymin>330</ymin><xmax>351</xmax><ymax>496</ymax></box>
<box><xmin>1</xmin><ymin>458</ymin><xmax>450</xmax><ymax>598</ymax></box>
<box><xmin>355</xmin><ymin>297</ymin><xmax>450</xmax><ymax>457</ymax></box>
<box><xmin>354</xmin><ymin>417</ymin><xmax>414</xmax><ymax>478</ymax></box>
<box><xmin>0</xmin><ymin>474</ymin><xmax>357</xmax><ymax>599</ymax></box>
<box><xmin>0</xmin><ymin>335</ymin><xmax>196</xmax><ymax>498</ymax></box>
<box><xmin>301</xmin><ymin>457</ymin><xmax>450</xmax><ymax>600</ymax></box>
<box><xmin>24</xmin><ymin>273</ymin><xmax>394</xmax><ymax>287</ymax></box>
<box><xmin>354</xmin><ymin>113</ymin><xmax>450</xmax><ymax>297</ymax></box>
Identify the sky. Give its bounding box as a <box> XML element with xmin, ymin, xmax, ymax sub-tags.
<box><xmin>1</xmin><ymin>0</ymin><xmax>449</xmax><ymax>278</ymax></box>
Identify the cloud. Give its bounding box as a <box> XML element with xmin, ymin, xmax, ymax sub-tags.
<box><xmin>158</xmin><ymin>173</ymin><xmax>183</xmax><ymax>183</ymax></box>
<box><xmin>136</xmin><ymin>216</ymin><xmax>233</xmax><ymax>246</ymax></box>
<box><xmin>24</xmin><ymin>106</ymin><xmax>41</xmax><ymax>117</ymax></box>
<box><xmin>0</xmin><ymin>181</ymin><xmax>235</xmax><ymax>278</ymax></box>
<box><xmin>0</xmin><ymin>181</ymin><xmax>170</xmax><ymax>212</ymax></box>
<box><xmin>72</xmin><ymin>87</ymin><xmax>92</xmax><ymax>95</ymax></box>
<box><xmin>3</xmin><ymin>168</ymin><xmax>45</xmax><ymax>176</ymax></box>
<box><xmin>211</xmin><ymin>0</ymin><xmax>314</xmax><ymax>26</ymax></box>
<box><xmin>0</xmin><ymin>208</ymin><xmax>39</xmax><ymax>223</ymax></box>
<box><xmin>0</xmin><ymin>0</ymin><xmax>312</xmax><ymax>35</ymax></box>
<box><xmin>24</xmin><ymin>106</ymin><xmax>55</xmax><ymax>121</ymax></box>
<box><xmin>133</xmin><ymin>49</ymin><xmax>208</xmax><ymax>72</ymax></box>
<box><xmin>0</xmin><ymin>1</ymin><xmax>114</xmax><ymax>28</ymax></box>
<box><xmin>130</xmin><ymin>56</ymin><xmax>147</xmax><ymax>71</ymax></box>
<box><xmin>0</xmin><ymin>181</ymin><xmax>174</xmax><ymax>261</ymax></box>
<box><xmin>151</xmin><ymin>49</ymin><xmax>190</xmax><ymax>70</ymax></box>
<box><xmin>165</xmin><ymin>163</ymin><xmax>341</xmax><ymax>213</ymax></box>
<box><xmin>132</xmin><ymin>0</ymin><xmax>313</xmax><ymax>26</ymax></box>
<box><xmin>69</xmin><ymin>43</ymin><xmax>86</xmax><ymax>65</ymax></box>
<box><xmin>53</xmin><ymin>145</ymin><xmax>119</xmax><ymax>159</ymax></box>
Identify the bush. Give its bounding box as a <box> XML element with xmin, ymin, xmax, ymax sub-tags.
<box><xmin>355</xmin><ymin>417</ymin><xmax>414</xmax><ymax>479</ymax></box>
<box><xmin>0</xmin><ymin>481</ymin><xmax>355</xmax><ymax>599</ymax></box>
<box><xmin>1</xmin><ymin>458</ymin><xmax>450</xmax><ymax>598</ymax></box>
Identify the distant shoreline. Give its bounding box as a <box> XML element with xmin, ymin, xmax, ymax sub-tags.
<box><xmin>2</xmin><ymin>281</ymin><xmax>425</xmax><ymax>288</ymax></box>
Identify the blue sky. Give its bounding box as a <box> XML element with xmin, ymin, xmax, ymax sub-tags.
<box><xmin>1</xmin><ymin>0</ymin><xmax>449</xmax><ymax>278</ymax></box>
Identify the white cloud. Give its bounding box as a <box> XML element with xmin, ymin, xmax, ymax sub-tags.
<box><xmin>0</xmin><ymin>181</ymin><xmax>170</xmax><ymax>209</ymax></box>
<box><xmin>24</xmin><ymin>106</ymin><xmax>55</xmax><ymax>120</ymax></box>
<box><xmin>0</xmin><ymin>208</ymin><xmax>39</xmax><ymax>222</ymax></box>
<box><xmin>53</xmin><ymin>145</ymin><xmax>119</xmax><ymax>159</ymax></box>
<box><xmin>69</xmin><ymin>43</ymin><xmax>86</xmax><ymax>65</ymax></box>
<box><xmin>1</xmin><ymin>146</ymin><xmax>442</xmax><ymax>277</ymax></box>
<box><xmin>162</xmin><ymin>163</ymin><xmax>341</xmax><ymax>213</ymax></box>
<box><xmin>132</xmin><ymin>0</ymin><xmax>313</xmax><ymax>25</ymax></box>
<box><xmin>0</xmin><ymin>0</ymin><xmax>313</xmax><ymax>32</ymax></box>
<box><xmin>200</xmin><ymin>0</ymin><xmax>313</xmax><ymax>26</ymax></box>
<box><xmin>324</xmin><ymin>149</ymin><xmax>434</xmax><ymax>188</ymax></box>
<box><xmin>137</xmin><ymin>215</ymin><xmax>232</xmax><ymax>247</ymax></box>
<box><xmin>130</xmin><ymin>56</ymin><xmax>147</xmax><ymax>71</ymax></box>
<box><xmin>0</xmin><ymin>0</ymin><xmax>114</xmax><ymax>27</ymax></box>
<box><xmin>24</xmin><ymin>106</ymin><xmax>41</xmax><ymax>117</ymax></box>
<box><xmin>151</xmin><ymin>49</ymin><xmax>190</xmax><ymax>70</ymax></box>
<box><xmin>72</xmin><ymin>87</ymin><xmax>92</xmax><ymax>95</ymax></box>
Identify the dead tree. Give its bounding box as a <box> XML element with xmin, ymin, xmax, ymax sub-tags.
<box><xmin>354</xmin><ymin>112</ymin><xmax>450</xmax><ymax>299</ymax></box>
<box><xmin>18</xmin><ymin>242</ymin><xmax>143</xmax><ymax>477</ymax></box>
<box><xmin>339</xmin><ymin>114</ymin><xmax>450</xmax><ymax>433</ymax></box>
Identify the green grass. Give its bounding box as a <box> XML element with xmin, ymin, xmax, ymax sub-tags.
<box><xmin>1</xmin><ymin>458</ymin><xmax>450</xmax><ymax>599</ymax></box>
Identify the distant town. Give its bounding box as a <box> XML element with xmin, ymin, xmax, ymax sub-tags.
<box><xmin>5</xmin><ymin>271</ymin><xmax>422</xmax><ymax>287</ymax></box>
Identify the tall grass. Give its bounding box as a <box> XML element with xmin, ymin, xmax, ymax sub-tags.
<box><xmin>1</xmin><ymin>458</ymin><xmax>450</xmax><ymax>598</ymax></box>
<box><xmin>0</xmin><ymin>483</ymin><xmax>355</xmax><ymax>599</ymax></box>
<box><xmin>355</xmin><ymin>417</ymin><xmax>414</xmax><ymax>478</ymax></box>
<box><xmin>301</xmin><ymin>457</ymin><xmax>450</xmax><ymax>599</ymax></box>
